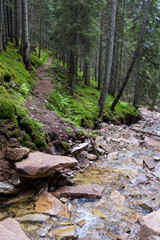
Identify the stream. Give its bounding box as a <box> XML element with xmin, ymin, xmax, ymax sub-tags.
<box><xmin>0</xmin><ymin>107</ymin><xmax>160</xmax><ymax>240</ymax></box>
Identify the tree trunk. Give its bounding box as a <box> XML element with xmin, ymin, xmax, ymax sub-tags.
<box><xmin>83</xmin><ymin>57</ymin><xmax>91</xmax><ymax>87</ymax></box>
<box><xmin>98</xmin><ymin>10</ymin><xmax>103</xmax><ymax>90</ymax></box>
<box><xmin>133</xmin><ymin>53</ymin><xmax>142</xmax><ymax>108</ymax></box>
<box><xmin>0</xmin><ymin>0</ymin><xmax>3</xmax><ymax>52</ymax></box>
<box><xmin>14</xmin><ymin>0</ymin><xmax>20</xmax><ymax>47</ymax></box>
<box><xmin>99</xmin><ymin>0</ymin><xmax>117</xmax><ymax>115</ymax></box>
<box><xmin>111</xmin><ymin>0</ymin><xmax>150</xmax><ymax>111</ymax></box>
<box><xmin>22</xmin><ymin>0</ymin><xmax>31</xmax><ymax>70</ymax></box>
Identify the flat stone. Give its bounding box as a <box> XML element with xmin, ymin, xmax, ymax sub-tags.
<box><xmin>145</xmin><ymin>137</ymin><xmax>160</xmax><ymax>149</ymax></box>
<box><xmin>53</xmin><ymin>184</ymin><xmax>104</xmax><ymax>199</ymax></box>
<box><xmin>143</xmin><ymin>159</ymin><xmax>154</xmax><ymax>170</ymax></box>
<box><xmin>15</xmin><ymin>151</ymin><xmax>77</xmax><ymax>178</ymax></box>
<box><xmin>35</xmin><ymin>191</ymin><xmax>70</xmax><ymax>219</ymax></box>
<box><xmin>152</xmin><ymin>171</ymin><xmax>160</xmax><ymax>179</ymax></box>
<box><xmin>131</xmin><ymin>157</ymin><xmax>143</xmax><ymax>166</ymax></box>
<box><xmin>117</xmin><ymin>233</ymin><xmax>129</xmax><ymax>240</ymax></box>
<box><xmin>108</xmin><ymin>152</ymin><xmax>119</xmax><ymax>161</ymax></box>
<box><xmin>92</xmin><ymin>209</ymin><xmax>107</xmax><ymax>219</ymax></box>
<box><xmin>0</xmin><ymin>182</ymin><xmax>18</xmax><ymax>195</ymax></box>
<box><xmin>139</xmin><ymin>209</ymin><xmax>160</xmax><ymax>239</ymax></box>
<box><xmin>16</xmin><ymin>213</ymin><xmax>50</xmax><ymax>223</ymax></box>
<box><xmin>0</xmin><ymin>218</ymin><xmax>30</xmax><ymax>240</ymax></box>
<box><xmin>110</xmin><ymin>190</ymin><xmax>125</xmax><ymax>206</ymax></box>
<box><xmin>53</xmin><ymin>225</ymin><xmax>77</xmax><ymax>240</ymax></box>
<box><xmin>5</xmin><ymin>147</ymin><xmax>30</xmax><ymax>161</ymax></box>
<box><xmin>71</xmin><ymin>143</ymin><xmax>89</xmax><ymax>154</ymax></box>
<box><xmin>87</xmin><ymin>154</ymin><xmax>97</xmax><ymax>161</ymax></box>
<box><xmin>130</xmin><ymin>175</ymin><xmax>148</xmax><ymax>185</ymax></box>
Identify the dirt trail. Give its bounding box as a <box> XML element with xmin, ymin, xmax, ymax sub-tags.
<box><xmin>26</xmin><ymin>57</ymin><xmax>77</xmax><ymax>154</ymax></box>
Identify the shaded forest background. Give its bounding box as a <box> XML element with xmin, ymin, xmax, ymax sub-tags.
<box><xmin>0</xmin><ymin>0</ymin><xmax>160</xmax><ymax>112</ymax></box>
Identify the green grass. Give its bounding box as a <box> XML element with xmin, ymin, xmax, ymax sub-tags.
<box><xmin>46</xmin><ymin>61</ymin><xmax>140</xmax><ymax>128</ymax></box>
<box><xmin>0</xmin><ymin>43</ymin><xmax>48</xmax><ymax>150</ymax></box>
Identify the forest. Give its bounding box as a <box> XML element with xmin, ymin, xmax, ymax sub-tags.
<box><xmin>0</xmin><ymin>0</ymin><xmax>160</xmax><ymax>240</ymax></box>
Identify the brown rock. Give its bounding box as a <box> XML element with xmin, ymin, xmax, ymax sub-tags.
<box><xmin>116</xmin><ymin>233</ymin><xmax>129</xmax><ymax>240</ymax></box>
<box><xmin>53</xmin><ymin>184</ymin><xmax>105</xmax><ymax>199</ymax></box>
<box><xmin>15</xmin><ymin>151</ymin><xmax>77</xmax><ymax>178</ymax></box>
<box><xmin>92</xmin><ymin>209</ymin><xmax>107</xmax><ymax>219</ymax></box>
<box><xmin>87</xmin><ymin>154</ymin><xmax>97</xmax><ymax>161</ymax></box>
<box><xmin>53</xmin><ymin>225</ymin><xmax>77</xmax><ymax>240</ymax></box>
<box><xmin>6</xmin><ymin>147</ymin><xmax>30</xmax><ymax>161</ymax></box>
<box><xmin>147</xmin><ymin>236</ymin><xmax>160</xmax><ymax>240</ymax></box>
<box><xmin>110</xmin><ymin>190</ymin><xmax>125</xmax><ymax>206</ymax></box>
<box><xmin>77</xmin><ymin>219</ymin><xmax>86</xmax><ymax>227</ymax></box>
<box><xmin>35</xmin><ymin>191</ymin><xmax>70</xmax><ymax>219</ymax></box>
<box><xmin>139</xmin><ymin>209</ymin><xmax>160</xmax><ymax>239</ymax></box>
<box><xmin>0</xmin><ymin>218</ymin><xmax>30</xmax><ymax>240</ymax></box>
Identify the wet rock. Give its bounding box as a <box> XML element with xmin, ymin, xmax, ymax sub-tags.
<box><xmin>77</xmin><ymin>219</ymin><xmax>86</xmax><ymax>227</ymax></box>
<box><xmin>139</xmin><ymin>201</ymin><xmax>154</xmax><ymax>212</ymax></box>
<box><xmin>35</xmin><ymin>191</ymin><xmax>70</xmax><ymax>219</ymax></box>
<box><xmin>53</xmin><ymin>225</ymin><xmax>77</xmax><ymax>240</ymax></box>
<box><xmin>143</xmin><ymin>159</ymin><xmax>154</xmax><ymax>170</ymax></box>
<box><xmin>5</xmin><ymin>147</ymin><xmax>30</xmax><ymax>161</ymax></box>
<box><xmin>116</xmin><ymin>233</ymin><xmax>129</xmax><ymax>240</ymax></box>
<box><xmin>0</xmin><ymin>181</ymin><xmax>18</xmax><ymax>195</ymax></box>
<box><xmin>110</xmin><ymin>190</ymin><xmax>125</xmax><ymax>206</ymax></box>
<box><xmin>147</xmin><ymin>236</ymin><xmax>160</xmax><ymax>240</ymax></box>
<box><xmin>87</xmin><ymin>154</ymin><xmax>97</xmax><ymax>161</ymax></box>
<box><xmin>96</xmin><ymin>147</ymin><xmax>105</xmax><ymax>155</ymax></box>
<box><xmin>53</xmin><ymin>184</ymin><xmax>105</xmax><ymax>199</ymax></box>
<box><xmin>153</xmin><ymin>156</ymin><xmax>160</xmax><ymax>162</ymax></box>
<box><xmin>16</xmin><ymin>213</ymin><xmax>50</xmax><ymax>223</ymax></box>
<box><xmin>0</xmin><ymin>218</ymin><xmax>30</xmax><ymax>240</ymax></box>
<box><xmin>15</xmin><ymin>151</ymin><xmax>77</xmax><ymax>178</ymax></box>
<box><xmin>108</xmin><ymin>152</ymin><xmax>119</xmax><ymax>160</ymax></box>
<box><xmin>71</xmin><ymin>143</ymin><xmax>89</xmax><ymax>154</ymax></box>
<box><xmin>130</xmin><ymin>175</ymin><xmax>148</xmax><ymax>185</ymax></box>
<box><xmin>92</xmin><ymin>209</ymin><xmax>107</xmax><ymax>219</ymax></box>
<box><xmin>139</xmin><ymin>209</ymin><xmax>160</xmax><ymax>239</ymax></box>
<box><xmin>60</xmin><ymin>197</ymin><xmax>68</xmax><ymax>203</ymax></box>
<box><xmin>131</xmin><ymin>157</ymin><xmax>143</xmax><ymax>166</ymax></box>
<box><xmin>145</xmin><ymin>137</ymin><xmax>160</xmax><ymax>149</ymax></box>
<box><xmin>152</xmin><ymin>171</ymin><xmax>160</xmax><ymax>180</ymax></box>
<box><xmin>80</xmin><ymin>151</ymin><xmax>88</xmax><ymax>158</ymax></box>
<box><xmin>10</xmin><ymin>173</ymin><xmax>21</xmax><ymax>186</ymax></box>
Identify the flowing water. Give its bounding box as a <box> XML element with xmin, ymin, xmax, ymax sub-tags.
<box><xmin>0</xmin><ymin>108</ymin><xmax>160</xmax><ymax>239</ymax></box>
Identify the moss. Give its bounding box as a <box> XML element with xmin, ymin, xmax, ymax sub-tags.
<box><xmin>61</xmin><ymin>141</ymin><xmax>71</xmax><ymax>153</ymax></box>
<box><xmin>30</xmin><ymin>54</ymin><xmax>44</xmax><ymax>68</ymax></box>
<box><xmin>0</xmin><ymin>86</ymin><xmax>16</xmax><ymax>119</ymax></box>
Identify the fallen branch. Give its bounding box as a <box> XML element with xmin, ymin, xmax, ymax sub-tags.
<box><xmin>130</xmin><ymin>127</ymin><xmax>160</xmax><ymax>138</ymax></box>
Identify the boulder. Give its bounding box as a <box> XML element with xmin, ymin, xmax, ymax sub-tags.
<box><xmin>0</xmin><ymin>218</ymin><xmax>30</xmax><ymax>240</ymax></box>
<box><xmin>5</xmin><ymin>147</ymin><xmax>30</xmax><ymax>161</ymax></box>
<box><xmin>139</xmin><ymin>209</ymin><xmax>160</xmax><ymax>239</ymax></box>
<box><xmin>53</xmin><ymin>184</ymin><xmax>105</xmax><ymax>199</ymax></box>
<box><xmin>15</xmin><ymin>151</ymin><xmax>77</xmax><ymax>178</ymax></box>
<box><xmin>35</xmin><ymin>191</ymin><xmax>70</xmax><ymax>219</ymax></box>
<box><xmin>71</xmin><ymin>143</ymin><xmax>89</xmax><ymax>154</ymax></box>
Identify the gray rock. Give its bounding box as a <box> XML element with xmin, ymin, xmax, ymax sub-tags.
<box><xmin>71</xmin><ymin>143</ymin><xmax>89</xmax><ymax>154</ymax></box>
<box><xmin>0</xmin><ymin>182</ymin><xmax>18</xmax><ymax>195</ymax></box>
<box><xmin>147</xmin><ymin>236</ymin><xmax>160</xmax><ymax>240</ymax></box>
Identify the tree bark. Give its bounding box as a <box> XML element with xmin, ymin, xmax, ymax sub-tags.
<box><xmin>98</xmin><ymin>10</ymin><xmax>103</xmax><ymax>90</ymax></box>
<box><xmin>133</xmin><ymin>53</ymin><xmax>142</xmax><ymax>108</ymax></box>
<box><xmin>14</xmin><ymin>0</ymin><xmax>20</xmax><ymax>47</ymax></box>
<box><xmin>111</xmin><ymin>0</ymin><xmax>150</xmax><ymax>111</ymax></box>
<box><xmin>99</xmin><ymin>0</ymin><xmax>117</xmax><ymax>115</ymax></box>
<box><xmin>22</xmin><ymin>0</ymin><xmax>31</xmax><ymax>70</ymax></box>
<box><xmin>0</xmin><ymin>0</ymin><xmax>3</xmax><ymax>52</ymax></box>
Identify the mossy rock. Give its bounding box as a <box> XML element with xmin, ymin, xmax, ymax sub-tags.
<box><xmin>0</xmin><ymin>86</ymin><xmax>16</xmax><ymax>119</ymax></box>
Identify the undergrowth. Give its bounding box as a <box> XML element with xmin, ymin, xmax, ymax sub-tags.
<box><xmin>0</xmin><ymin>43</ymin><xmax>48</xmax><ymax>150</ymax></box>
<box><xmin>46</xmin><ymin>63</ymin><xmax>139</xmax><ymax>128</ymax></box>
